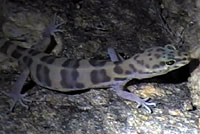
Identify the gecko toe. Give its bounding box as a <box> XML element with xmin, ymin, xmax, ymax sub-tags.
<box><xmin>136</xmin><ymin>98</ymin><xmax>156</xmax><ymax>113</ymax></box>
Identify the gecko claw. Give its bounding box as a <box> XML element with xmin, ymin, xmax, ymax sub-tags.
<box><xmin>136</xmin><ymin>98</ymin><xmax>156</xmax><ymax>113</ymax></box>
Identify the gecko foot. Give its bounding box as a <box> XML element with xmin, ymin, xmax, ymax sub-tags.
<box><xmin>135</xmin><ymin>97</ymin><xmax>156</xmax><ymax>113</ymax></box>
<box><xmin>115</xmin><ymin>89</ymin><xmax>156</xmax><ymax>113</ymax></box>
<box><xmin>1</xmin><ymin>91</ymin><xmax>32</xmax><ymax>112</ymax></box>
<box><xmin>42</xmin><ymin>14</ymin><xmax>66</xmax><ymax>37</ymax></box>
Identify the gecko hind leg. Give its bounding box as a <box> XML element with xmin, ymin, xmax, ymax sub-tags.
<box><xmin>42</xmin><ymin>14</ymin><xmax>66</xmax><ymax>37</ymax></box>
<box><xmin>1</xmin><ymin>68</ymin><xmax>32</xmax><ymax>111</ymax></box>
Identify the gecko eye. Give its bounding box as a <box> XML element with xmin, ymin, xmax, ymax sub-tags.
<box><xmin>166</xmin><ymin>60</ymin><xmax>175</xmax><ymax>65</ymax></box>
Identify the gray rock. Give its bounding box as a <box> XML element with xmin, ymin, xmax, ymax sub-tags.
<box><xmin>0</xmin><ymin>0</ymin><xmax>200</xmax><ymax>134</ymax></box>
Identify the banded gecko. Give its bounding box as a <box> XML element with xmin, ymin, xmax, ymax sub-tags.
<box><xmin>0</xmin><ymin>32</ymin><xmax>190</xmax><ymax>113</ymax></box>
<box><xmin>0</xmin><ymin>10</ymin><xmax>190</xmax><ymax>112</ymax></box>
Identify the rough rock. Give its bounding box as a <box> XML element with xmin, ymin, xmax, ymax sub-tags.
<box><xmin>0</xmin><ymin>0</ymin><xmax>200</xmax><ymax>134</ymax></box>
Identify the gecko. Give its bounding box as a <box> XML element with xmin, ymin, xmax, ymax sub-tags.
<box><xmin>0</xmin><ymin>32</ymin><xmax>190</xmax><ymax>113</ymax></box>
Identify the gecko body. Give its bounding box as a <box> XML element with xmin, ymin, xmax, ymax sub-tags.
<box><xmin>1</xmin><ymin>43</ymin><xmax>190</xmax><ymax>91</ymax></box>
<box><xmin>0</xmin><ymin>40</ymin><xmax>190</xmax><ymax>112</ymax></box>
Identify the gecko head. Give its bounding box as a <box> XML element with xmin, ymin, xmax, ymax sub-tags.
<box><xmin>133</xmin><ymin>45</ymin><xmax>191</xmax><ymax>75</ymax></box>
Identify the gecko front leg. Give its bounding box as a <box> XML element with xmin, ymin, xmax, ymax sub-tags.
<box><xmin>107</xmin><ymin>47</ymin><xmax>156</xmax><ymax>113</ymax></box>
<box><xmin>107</xmin><ymin>47</ymin><xmax>124</xmax><ymax>62</ymax></box>
<box><xmin>114</xmin><ymin>84</ymin><xmax>156</xmax><ymax>113</ymax></box>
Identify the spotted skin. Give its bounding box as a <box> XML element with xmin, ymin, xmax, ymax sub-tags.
<box><xmin>40</xmin><ymin>55</ymin><xmax>56</xmax><ymax>64</ymax></box>
<box><xmin>113</xmin><ymin>65</ymin><xmax>123</xmax><ymax>74</ymax></box>
<box><xmin>62</xmin><ymin>59</ymin><xmax>80</xmax><ymax>68</ymax></box>
<box><xmin>0</xmin><ymin>41</ymin><xmax>191</xmax><ymax>112</ymax></box>
<box><xmin>29</xmin><ymin>49</ymin><xmax>41</xmax><ymax>56</ymax></box>
<box><xmin>90</xmin><ymin>69</ymin><xmax>111</xmax><ymax>84</ymax></box>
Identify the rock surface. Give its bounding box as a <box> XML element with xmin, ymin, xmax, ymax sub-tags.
<box><xmin>0</xmin><ymin>0</ymin><xmax>200</xmax><ymax>134</ymax></box>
